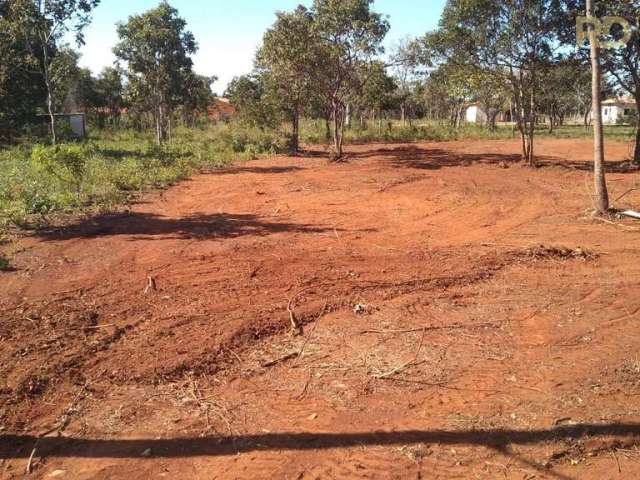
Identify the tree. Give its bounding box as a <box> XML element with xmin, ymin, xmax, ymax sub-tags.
<box><xmin>0</xmin><ymin>0</ymin><xmax>46</xmax><ymax>140</ymax></box>
<box><xmin>538</xmin><ymin>58</ymin><xmax>594</xmax><ymax>132</ymax></box>
<box><xmin>256</xmin><ymin>6</ymin><xmax>320</xmax><ymax>153</ymax></box>
<box><xmin>358</xmin><ymin>61</ymin><xmax>397</xmax><ymax>133</ymax></box>
<box><xmin>312</xmin><ymin>0</ymin><xmax>389</xmax><ymax>160</ymax></box>
<box><xmin>114</xmin><ymin>2</ymin><xmax>198</xmax><ymax>144</ymax></box>
<box><xmin>560</xmin><ymin>1</ymin><xmax>640</xmax><ymax>163</ymax></box>
<box><xmin>26</xmin><ymin>0</ymin><xmax>100</xmax><ymax>143</ymax></box>
<box><xmin>586</xmin><ymin>0</ymin><xmax>609</xmax><ymax>214</ymax></box>
<box><xmin>419</xmin><ymin>0</ymin><xmax>557</xmax><ymax>165</ymax></box>
<box><xmin>424</xmin><ymin>62</ymin><xmax>475</xmax><ymax>128</ymax></box>
<box><xmin>94</xmin><ymin>67</ymin><xmax>125</xmax><ymax>126</ymax></box>
<box><xmin>73</xmin><ymin>67</ymin><xmax>100</xmax><ymax>112</ymax></box>
<box><xmin>225</xmin><ymin>73</ymin><xmax>281</xmax><ymax>129</ymax></box>
<box><xmin>48</xmin><ymin>47</ymin><xmax>81</xmax><ymax>112</ymax></box>
<box><xmin>390</xmin><ymin>38</ymin><xmax>425</xmax><ymax>126</ymax></box>
<box><xmin>178</xmin><ymin>73</ymin><xmax>216</xmax><ymax>126</ymax></box>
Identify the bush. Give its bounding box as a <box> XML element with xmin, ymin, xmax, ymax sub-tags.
<box><xmin>0</xmin><ymin>253</ymin><xmax>10</xmax><ymax>271</ymax></box>
<box><xmin>30</xmin><ymin>144</ymin><xmax>90</xmax><ymax>191</ymax></box>
<box><xmin>0</xmin><ymin>122</ymin><xmax>286</xmax><ymax>229</ymax></box>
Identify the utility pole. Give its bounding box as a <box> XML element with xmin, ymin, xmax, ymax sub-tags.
<box><xmin>586</xmin><ymin>0</ymin><xmax>610</xmax><ymax>214</ymax></box>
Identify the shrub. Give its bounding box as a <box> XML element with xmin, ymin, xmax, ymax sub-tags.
<box><xmin>30</xmin><ymin>144</ymin><xmax>91</xmax><ymax>191</ymax></box>
<box><xmin>0</xmin><ymin>253</ymin><xmax>10</xmax><ymax>271</ymax></box>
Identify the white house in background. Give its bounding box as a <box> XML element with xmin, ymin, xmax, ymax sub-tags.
<box><xmin>602</xmin><ymin>97</ymin><xmax>637</xmax><ymax>125</ymax></box>
<box><xmin>465</xmin><ymin>104</ymin><xmax>488</xmax><ymax>124</ymax></box>
<box><xmin>465</xmin><ymin>104</ymin><xmax>512</xmax><ymax>124</ymax></box>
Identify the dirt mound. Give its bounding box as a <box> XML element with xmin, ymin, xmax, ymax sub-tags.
<box><xmin>518</xmin><ymin>244</ymin><xmax>598</xmax><ymax>261</ymax></box>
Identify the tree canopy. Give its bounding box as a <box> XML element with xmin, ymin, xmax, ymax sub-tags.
<box><xmin>114</xmin><ymin>1</ymin><xmax>199</xmax><ymax>144</ymax></box>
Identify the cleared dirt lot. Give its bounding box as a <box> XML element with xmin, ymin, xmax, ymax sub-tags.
<box><xmin>2</xmin><ymin>138</ymin><xmax>640</xmax><ymax>479</ymax></box>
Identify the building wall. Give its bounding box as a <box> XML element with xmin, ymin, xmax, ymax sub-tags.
<box><xmin>602</xmin><ymin>104</ymin><xmax>636</xmax><ymax>125</ymax></box>
<box><xmin>69</xmin><ymin>115</ymin><xmax>86</xmax><ymax>138</ymax></box>
<box><xmin>466</xmin><ymin>105</ymin><xmax>487</xmax><ymax>124</ymax></box>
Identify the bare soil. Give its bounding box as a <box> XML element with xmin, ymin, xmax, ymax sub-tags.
<box><xmin>2</xmin><ymin>138</ymin><xmax>640</xmax><ymax>479</ymax></box>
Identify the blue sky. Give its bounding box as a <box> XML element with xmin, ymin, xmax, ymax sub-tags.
<box><xmin>76</xmin><ymin>0</ymin><xmax>447</xmax><ymax>95</ymax></box>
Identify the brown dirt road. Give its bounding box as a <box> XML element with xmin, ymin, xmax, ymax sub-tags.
<box><xmin>2</xmin><ymin>138</ymin><xmax>640</xmax><ymax>479</ymax></box>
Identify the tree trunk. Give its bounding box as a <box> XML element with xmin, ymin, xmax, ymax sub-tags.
<box><xmin>584</xmin><ymin>108</ymin><xmax>591</xmax><ymax>128</ymax></box>
<box><xmin>457</xmin><ymin>105</ymin><xmax>464</xmax><ymax>128</ymax></box>
<box><xmin>512</xmin><ymin>69</ymin><xmax>529</xmax><ymax>162</ymax></box>
<box><xmin>41</xmin><ymin>40</ymin><xmax>56</xmax><ymax>145</ymax></box>
<box><xmin>488</xmin><ymin>110</ymin><xmax>498</xmax><ymax>130</ymax></box>
<box><xmin>345</xmin><ymin>103</ymin><xmax>351</xmax><ymax>130</ymax></box>
<box><xmin>634</xmin><ymin>96</ymin><xmax>640</xmax><ymax>165</ymax></box>
<box><xmin>291</xmin><ymin>109</ymin><xmax>300</xmax><ymax>153</ymax></box>
<box><xmin>332</xmin><ymin>98</ymin><xmax>344</xmax><ymax>160</ymax></box>
<box><xmin>401</xmin><ymin>104</ymin><xmax>406</xmax><ymax>126</ymax></box>
<box><xmin>324</xmin><ymin>115</ymin><xmax>331</xmax><ymax>142</ymax></box>
<box><xmin>587</xmin><ymin>0</ymin><xmax>609</xmax><ymax>214</ymax></box>
<box><xmin>155</xmin><ymin>105</ymin><xmax>162</xmax><ymax>145</ymax></box>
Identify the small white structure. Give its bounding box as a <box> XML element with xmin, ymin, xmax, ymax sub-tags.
<box><xmin>465</xmin><ymin>104</ymin><xmax>488</xmax><ymax>124</ymax></box>
<box><xmin>602</xmin><ymin>97</ymin><xmax>637</xmax><ymax>125</ymax></box>
<box><xmin>38</xmin><ymin>113</ymin><xmax>87</xmax><ymax>139</ymax></box>
<box><xmin>67</xmin><ymin>114</ymin><xmax>86</xmax><ymax>138</ymax></box>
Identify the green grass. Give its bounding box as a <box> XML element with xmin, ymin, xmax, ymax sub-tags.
<box><xmin>0</xmin><ymin>122</ymin><xmax>285</xmax><ymax>229</ymax></box>
<box><xmin>541</xmin><ymin>124</ymin><xmax>636</xmax><ymax>141</ymax></box>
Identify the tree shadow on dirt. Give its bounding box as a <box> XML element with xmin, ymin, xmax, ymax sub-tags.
<box><xmin>1</xmin><ymin>423</ymin><xmax>638</xmax><ymax>479</ymax></box>
<box><xmin>349</xmin><ymin>146</ymin><xmax>637</xmax><ymax>173</ymax></box>
<box><xmin>37</xmin><ymin>212</ymin><xmax>339</xmax><ymax>241</ymax></box>
<box><xmin>214</xmin><ymin>166</ymin><xmax>304</xmax><ymax>175</ymax></box>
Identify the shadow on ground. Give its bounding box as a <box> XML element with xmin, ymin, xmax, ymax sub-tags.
<box><xmin>347</xmin><ymin>145</ymin><xmax>637</xmax><ymax>173</ymax></box>
<box><xmin>214</xmin><ymin>166</ymin><xmax>305</xmax><ymax>175</ymax></box>
<box><xmin>37</xmin><ymin>212</ymin><xmax>337</xmax><ymax>241</ymax></box>
<box><xmin>1</xmin><ymin>423</ymin><xmax>638</xmax><ymax>460</ymax></box>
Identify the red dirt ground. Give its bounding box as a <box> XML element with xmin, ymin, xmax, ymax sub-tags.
<box><xmin>2</xmin><ymin>138</ymin><xmax>640</xmax><ymax>479</ymax></box>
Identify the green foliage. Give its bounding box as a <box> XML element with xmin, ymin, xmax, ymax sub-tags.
<box><xmin>0</xmin><ymin>0</ymin><xmax>47</xmax><ymax>139</ymax></box>
<box><xmin>0</xmin><ymin>253</ymin><xmax>10</xmax><ymax>271</ymax></box>
<box><xmin>360</xmin><ymin>61</ymin><xmax>398</xmax><ymax>114</ymax></box>
<box><xmin>256</xmin><ymin>5</ymin><xmax>322</xmax><ymax>151</ymax></box>
<box><xmin>417</xmin><ymin>0</ymin><xmax>559</xmax><ymax>164</ymax></box>
<box><xmin>94</xmin><ymin>67</ymin><xmax>125</xmax><ymax>120</ymax></box>
<box><xmin>49</xmin><ymin>48</ymin><xmax>82</xmax><ymax>112</ymax></box>
<box><xmin>0</xmin><ymin>123</ymin><xmax>285</xmax><ymax>228</ymax></box>
<box><xmin>312</xmin><ymin>0</ymin><xmax>390</xmax><ymax>157</ymax></box>
<box><xmin>114</xmin><ymin>2</ymin><xmax>199</xmax><ymax>144</ymax></box>
<box><xmin>225</xmin><ymin>73</ymin><xmax>285</xmax><ymax>130</ymax></box>
<box><xmin>30</xmin><ymin>144</ymin><xmax>89</xmax><ymax>190</ymax></box>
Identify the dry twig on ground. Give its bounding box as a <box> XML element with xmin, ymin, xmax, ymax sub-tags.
<box><xmin>287</xmin><ymin>286</ymin><xmax>313</xmax><ymax>336</ymax></box>
<box><xmin>143</xmin><ymin>275</ymin><xmax>157</xmax><ymax>295</ymax></box>
<box><xmin>372</xmin><ymin>330</ymin><xmax>427</xmax><ymax>380</ymax></box>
